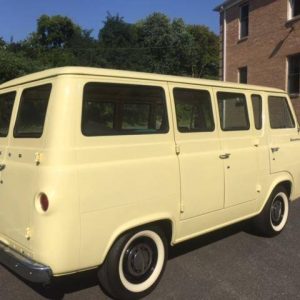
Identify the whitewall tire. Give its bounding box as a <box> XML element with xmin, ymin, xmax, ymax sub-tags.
<box><xmin>98</xmin><ymin>226</ymin><xmax>168</xmax><ymax>300</ymax></box>
<box><xmin>253</xmin><ymin>186</ymin><xmax>289</xmax><ymax>237</ymax></box>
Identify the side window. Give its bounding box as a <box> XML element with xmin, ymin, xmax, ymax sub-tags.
<box><xmin>251</xmin><ymin>94</ymin><xmax>262</xmax><ymax>130</ymax></box>
<box><xmin>14</xmin><ymin>84</ymin><xmax>51</xmax><ymax>138</ymax></box>
<box><xmin>268</xmin><ymin>96</ymin><xmax>295</xmax><ymax>129</ymax></box>
<box><xmin>0</xmin><ymin>92</ymin><xmax>16</xmax><ymax>137</ymax></box>
<box><xmin>217</xmin><ymin>92</ymin><xmax>250</xmax><ymax>131</ymax></box>
<box><xmin>82</xmin><ymin>83</ymin><xmax>168</xmax><ymax>136</ymax></box>
<box><xmin>173</xmin><ymin>88</ymin><xmax>214</xmax><ymax>133</ymax></box>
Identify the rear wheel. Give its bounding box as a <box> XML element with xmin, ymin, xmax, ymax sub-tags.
<box><xmin>253</xmin><ymin>186</ymin><xmax>289</xmax><ymax>237</ymax></box>
<box><xmin>98</xmin><ymin>227</ymin><xmax>168</xmax><ymax>300</ymax></box>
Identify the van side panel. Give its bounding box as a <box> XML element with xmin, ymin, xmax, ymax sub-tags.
<box><xmin>75</xmin><ymin>77</ymin><xmax>180</xmax><ymax>268</ymax></box>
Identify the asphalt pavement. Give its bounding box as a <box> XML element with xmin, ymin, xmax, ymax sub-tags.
<box><xmin>1</xmin><ymin>200</ymin><xmax>300</xmax><ymax>300</ymax></box>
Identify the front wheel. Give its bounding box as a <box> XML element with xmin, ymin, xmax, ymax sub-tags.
<box><xmin>252</xmin><ymin>186</ymin><xmax>289</xmax><ymax>237</ymax></box>
<box><xmin>98</xmin><ymin>227</ymin><xmax>168</xmax><ymax>300</ymax></box>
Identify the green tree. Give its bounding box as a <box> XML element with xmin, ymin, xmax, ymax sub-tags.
<box><xmin>188</xmin><ymin>25</ymin><xmax>219</xmax><ymax>79</ymax></box>
<box><xmin>0</xmin><ymin>37</ymin><xmax>6</xmax><ymax>49</ymax></box>
<box><xmin>98</xmin><ymin>13</ymin><xmax>139</xmax><ymax>69</ymax></box>
<box><xmin>0</xmin><ymin>49</ymin><xmax>36</xmax><ymax>83</ymax></box>
<box><xmin>36</xmin><ymin>15</ymin><xmax>82</xmax><ymax>48</ymax></box>
<box><xmin>0</xmin><ymin>13</ymin><xmax>219</xmax><ymax>83</ymax></box>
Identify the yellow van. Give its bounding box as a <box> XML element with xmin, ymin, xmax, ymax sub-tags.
<box><xmin>0</xmin><ymin>67</ymin><xmax>299</xmax><ymax>299</ymax></box>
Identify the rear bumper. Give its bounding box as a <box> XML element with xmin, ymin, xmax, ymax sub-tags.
<box><xmin>0</xmin><ymin>242</ymin><xmax>52</xmax><ymax>283</ymax></box>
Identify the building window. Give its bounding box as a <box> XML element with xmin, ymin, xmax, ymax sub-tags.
<box><xmin>239</xmin><ymin>67</ymin><xmax>248</xmax><ymax>83</ymax></box>
<box><xmin>288</xmin><ymin>54</ymin><xmax>300</xmax><ymax>95</ymax></box>
<box><xmin>240</xmin><ymin>3</ymin><xmax>249</xmax><ymax>38</ymax></box>
<box><xmin>289</xmin><ymin>0</ymin><xmax>300</xmax><ymax>19</ymax></box>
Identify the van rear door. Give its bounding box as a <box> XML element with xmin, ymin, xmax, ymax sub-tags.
<box><xmin>0</xmin><ymin>84</ymin><xmax>51</xmax><ymax>248</ymax></box>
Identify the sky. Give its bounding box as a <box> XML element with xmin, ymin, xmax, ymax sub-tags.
<box><xmin>0</xmin><ymin>0</ymin><xmax>222</xmax><ymax>42</ymax></box>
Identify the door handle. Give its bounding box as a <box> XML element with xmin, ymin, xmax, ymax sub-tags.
<box><xmin>0</xmin><ymin>164</ymin><xmax>6</xmax><ymax>171</ymax></box>
<box><xmin>271</xmin><ymin>147</ymin><xmax>280</xmax><ymax>153</ymax></box>
<box><xmin>219</xmin><ymin>153</ymin><xmax>231</xmax><ymax>159</ymax></box>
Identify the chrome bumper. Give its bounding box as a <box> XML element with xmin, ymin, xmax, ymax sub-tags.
<box><xmin>0</xmin><ymin>242</ymin><xmax>52</xmax><ymax>283</ymax></box>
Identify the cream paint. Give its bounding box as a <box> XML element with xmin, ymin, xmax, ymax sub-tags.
<box><xmin>0</xmin><ymin>67</ymin><xmax>298</xmax><ymax>278</ymax></box>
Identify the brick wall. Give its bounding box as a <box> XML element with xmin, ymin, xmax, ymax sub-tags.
<box><xmin>222</xmin><ymin>0</ymin><xmax>300</xmax><ymax>119</ymax></box>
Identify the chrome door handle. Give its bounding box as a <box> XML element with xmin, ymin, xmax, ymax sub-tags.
<box><xmin>219</xmin><ymin>153</ymin><xmax>231</xmax><ymax>159</ymax></box>
<box><xmin>0</xmin><ymin>164</ymin><xmax>6</xmax><ymax>171</ymax></box>
<box><xmin>271</xmin><ymin>147</ymin><xmax>280</xmax><ymax>153</ymax></box>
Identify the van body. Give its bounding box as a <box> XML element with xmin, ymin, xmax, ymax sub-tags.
<box><xmin>0</xmin><ymin>67</ymin><xmax>299</xmax><ymax>298</ymax></box>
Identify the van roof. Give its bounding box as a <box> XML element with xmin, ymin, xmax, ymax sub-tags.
<box><xmin>0</xmin><ymin>66</ymin><xmax>285</xmax><ymax>94</ymax></box>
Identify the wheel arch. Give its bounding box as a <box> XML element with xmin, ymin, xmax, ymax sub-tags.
<box><xmin>259</xmin><ymin>172</ymin><xmax>293</xmax><ymax>214</ymax></box>
<box><xmin>100</xmin><ymin>215</ymin><xmax>175</xmax><ymax>266</ymax></box>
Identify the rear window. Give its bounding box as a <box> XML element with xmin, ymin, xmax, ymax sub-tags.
<box><xmin>14</xmin><ymin>84</ymin><xmax>51</xmax><ymax>138</ymax></box>
<box><xmin>82</xmin><ymin>83</ymin><xmax>168</xmax><ymax>136</ymax></box>
<box><xmin>268</xmin><ymin>96</ymin><xmax>295</xmax><ymax>129</ymax></box>
<box><xmin>0</xmin><ymin>91</ymin><xmax>16</xmax><ymax>137</ymax></box>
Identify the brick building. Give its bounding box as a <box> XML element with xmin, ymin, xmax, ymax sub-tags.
<box><xmin>214</xmin><ymin>0</ymin><xmax>300</xmax><ymax>118</ymax></box>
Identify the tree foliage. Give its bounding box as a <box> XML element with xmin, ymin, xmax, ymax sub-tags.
<box><xmin>0</xmin><ymin>13</ymin><xmax>219</xmax><ymax>84</ymax></box>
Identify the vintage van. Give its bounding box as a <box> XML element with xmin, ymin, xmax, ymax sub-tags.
<box><xmin>0</xmin><ymin>67</ymin><xmax>299</xmax><ymax>300</ymax></box>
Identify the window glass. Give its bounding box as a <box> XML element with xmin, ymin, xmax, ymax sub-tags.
<box><xmin>0</xmin><ymin>92</ymin><xmax>16</xmax><ymax>137</ymax></box>
<box><xmin>14</xmin><ymin>84</ymin><xmax>51</xmax><ymax>138</ymax></box>
<box><xmin>240</xmin><ymin>4</ymin><xmax>249</xmax><ymax>38</ymax></box>
<box><xmin>288</xmin><ymin>53</ymin><xmax>300</xmax><ymax>95</ymax></box>
<box><xmin>239</xmin><ymin>67</ymin><xmax>248</xmax><ymax>84</ymax></box>
<box><xmin>217</xmin><ymin>92</ymin><xmax>249</xmax><ymax>131</ymax></box>
<box><xmin>82</xmin><ymin>83</ymin><xmax>168</xmax><ymax>136</ymax></box>
<box><xmin>251</xmin><ymin>95</ymin><xmax>262</xmax><ymax>130</ymax></box>
<box><xmin>174</xmin><ymin>88</ymin><xmax>214</xmax><ymax>133</ymax></box>
<box><xmin>268</xmin><ymin>96</ymin><xmax>295</xmax><ymax>129</ymax></box>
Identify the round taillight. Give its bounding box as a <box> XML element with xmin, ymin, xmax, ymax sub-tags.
<box><xmin>39</xmin><ymin>193</ymin><xmax>49</xmax><ymax>212</ymax></box>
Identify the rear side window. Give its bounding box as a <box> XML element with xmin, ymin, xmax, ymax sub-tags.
<box><xmin>0</xmin><ymin>92</ymin><xmax>16</xmax><ymax>137</ymax></box>
<box><xmin>14</xmin><ymin>84</ymin><xmax>51</xmax><ymax>138</ymax></box>
<box><xmin>174</xmin><ymin>88</ymin><xmax>214</xmax><ymax>132</ymax></box>
<box><xmin>217</xmin><ymin>92</ymin><xmax>249</xmax><ymax>131</ymax></box>
<box><xmin>82</xmin><ymin>83</ymin><xmax>168</xmax><ymax>136</ymax></box>
<box><xmin>268</xmin><ymin>96</ymin><xmax>295</xmax><ymax>129</ymax></box>
<box><xmin>251</xmin><ymin>94</ymin><xmax>262</xmax><ymax>130</ymax></box>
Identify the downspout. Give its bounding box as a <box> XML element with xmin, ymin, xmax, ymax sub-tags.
<box><xmin>223</xmin><ymin>7</ymin><xmax>227</xmax><ymax>82</ymax></box>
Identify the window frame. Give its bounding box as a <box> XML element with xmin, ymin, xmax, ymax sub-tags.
<box><xmin>238</xmin><ymin>66</ymin><xmax>248</xmax><ymax>84</ymax></box>
<box><xmin>288</xmin><ymin>53</ymin><xmax>300</xmax><ymax>96</ymax></box>
<box><xmin>239</xmin><ymin>3</ymin><xmax>249</xmax><ymax>39</ymax></box>
<box><xmin>268</xmin><ymin>95</ymin><xmax>296</xmax><ymax>129</ymax></box>
<box><xmin>289</xmin><ymin>0</ymin><xmax>300</xmax><ymax>19</ymax></box>
<box><xmin>81</xmin><ymin>82</ymin><xmax>169</xmax><ymax>137</ymax></box>
<box><xmin>217</xmin><ymin>91</ymin><xmax>250</xmax><ymax>132</ymax></box>
<box><xmin>173</xmin><ymin>87</ymin><xmax>215</xmax><ymax>134</ymax></box>
<box><xmin>0</xmin><ymin>91</ymin><xmax>16</xmax><ymax>138</ymax></box>
<box><xmin>13</xmin><ymin>84</ymin><xmax>52</xmax><ymax>139</ymax></box>
<box><xmin>251</xmin><ymin>94</ymin><xmax>263</xmax><ymax>130</ymax></box>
